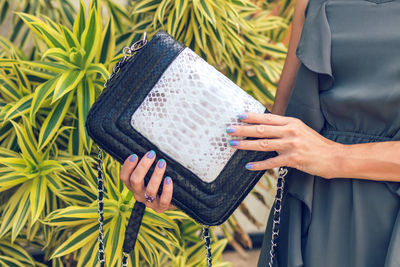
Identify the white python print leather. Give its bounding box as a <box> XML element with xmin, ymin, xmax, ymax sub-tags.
<box><xmin>130</xmin><ymin>48</ymin><xmax>266</xmax><ymax>183</ymax></box>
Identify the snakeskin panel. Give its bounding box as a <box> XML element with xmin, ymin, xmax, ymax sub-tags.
<box><xmin>130</xmin><ymin>48</ymin><xmax>266</xmax><ymax>182</ymax></box>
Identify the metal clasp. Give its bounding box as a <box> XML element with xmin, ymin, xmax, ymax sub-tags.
<box><xmin>122</xmin><ymin>32</ymin><xmax>148</xmax><ymax>60</ymax></box>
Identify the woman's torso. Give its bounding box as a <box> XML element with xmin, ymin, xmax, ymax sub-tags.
<box><xmin>259</xmin><ymin>0</ymin><xmax>400</xmax><ymax>266</ymax></box>
<box><xmin>319</xmin><ymin>0</ymin><xmax>400</xmax><ymax>141</ymax></box>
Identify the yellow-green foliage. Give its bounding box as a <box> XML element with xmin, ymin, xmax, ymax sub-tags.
<box><xmin>0</xmin><ymin>0</ymin><xmax>292</xmax><ymax>266</ymax></box>
<box><xmin>129</xmin><ymin>0</ymin><xmax>289</xmax><ymax>104</ymax></box>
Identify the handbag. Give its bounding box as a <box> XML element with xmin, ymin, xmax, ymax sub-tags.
<box><xmin>85</xmin><ymin>29</ymin><xmax>289</xmax><ymax>267</ymax></box>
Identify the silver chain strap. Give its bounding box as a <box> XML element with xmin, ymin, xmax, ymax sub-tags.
<box><xmin>202</xmin><ymin>225</ymin><xmax>212</xmax><ymax>267</ymax></box>
<box><xmin>97</xmin><ymin>146</ymin><xmax>130</xmax><ymax>266</ymax></box>
<box><xmin>96</xmin><ymin>33</ymin><xmax>148</xmax><ymax>267</ymax></box>
<box><xmin>97</xmin><ymin>146</ymin><xmax>106</xmax><ymax>267</ymax></box>
<box><xmin>268</xmin><ymin>166</ymin><xmax>288</xmax><ymax>267</ymax></box>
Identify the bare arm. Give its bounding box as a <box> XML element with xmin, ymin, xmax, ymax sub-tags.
<box><xmin>272</xmin><ymin>0</ymin><xmax>309</xmax><ymax>115</ymax></box>
<box><xmin>332</xmin><ymin>142</ymin><xmax>400</xmax><ymax>181</ymax></box>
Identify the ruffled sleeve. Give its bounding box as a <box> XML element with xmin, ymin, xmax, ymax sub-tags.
<box><xmin>285</xmin><ymin>0</ymin><xmax>335</xmax><ymax>132</ymax></box>
<box><xmin>295</xmin><ymin>1</ymin><xmax>334</xmax><ymax>91</ymax></box>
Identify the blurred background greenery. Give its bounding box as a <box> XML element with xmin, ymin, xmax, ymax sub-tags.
<box><xmin>0</xmin><ymin>0</ymin><xmax>294</xmax><ymax>266</ymax></box>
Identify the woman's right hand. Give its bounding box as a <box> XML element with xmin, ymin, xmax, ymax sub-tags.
<box><xmin>120</xmin><ymin>150</ymin><xmax>176</xmax><ymax>213</ymax></box>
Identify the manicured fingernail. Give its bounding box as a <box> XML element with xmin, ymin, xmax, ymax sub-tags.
<box><xmin>226</xmin><ymin>127</ymin><xmax>236</xmax><ymax>133</ymax></box>
<box><xmin>129</xmin><ymin>154</ymin><xmax>137</xmax><ymax>162</ymax></box>
<box><xmin>245</xmin><ymin>163</ymin><xmax>253</xmax><ymax>169</ymax></box>
<box><xmin>238</xmin><ymin>114</ymin><xmax>248</xmax><ymax>120</ymax></box>
<box><xmin>229</xmin><ymin>140</ymin><xmax>239</xmax><ymax>146</ymax></box>
<box><xmin>147</xmin><ymin>150</ymin><xmax>155</xmax><ymax>159</ymax></box>
<box><xmin>165</xmin><ymin>176</ymin><xmax>171</xmax><ymax>185</ymax></box>
<box><xmin>158</xmin><ymin>159</ymin><xmax>166</xmax><ymax>168</ymax></box>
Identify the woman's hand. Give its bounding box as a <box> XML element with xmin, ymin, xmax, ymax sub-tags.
<box><xmin>120</xmin><ymin>150</ymin><xmax>176</xmax><ymax>212</ymax></box>
<box><xmin>227</xmin><ymin>112</ymin><xmax>344</xmax><ymax>179</ymax></box>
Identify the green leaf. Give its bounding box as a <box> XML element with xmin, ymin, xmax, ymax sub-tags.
<box><xmin>61</xmin><ymin>25</ymin><xmax>80</xmax><ymax>49</ymax></box>
<box><xmin>38</xmin><ymin>93</ymin><xmax>73</xmax><ymax>150</ymax></box>
<box><xmin>133</xmin><ymin>0</ymin><xmax>160</xmax><ymax>14</ymax></box>
<box><xmin>42</xmin><ymin>48</ymin><xmax>77</xmax><ymax>69</ymax></box>
<box><xmin>77</xmin><ymin>77</ymin><xmax>94</xmax><ymax>151</ymax></box>
<box><xmin>68</xmin><ymin>111</ymin><xmax>83</xmax><ymax>155</ymax></box>
<box><xmin>3</xmin><ymin>95</ymin><xmax>32</xmax><ymax>122</ymax></box>
<box><xmin>30</xmin><ymin>77</ymin><xmax>57</xmax><ymax>123</ymax></box>
<box><xmin>197</xmin><ymin>0</ymin><xmax>216</xmax><ymax>25</ymax></box>
<box><xmin>52</xmin><ymin>69</ymin><xmax>84</xmax><ymax>102</ymax></box>
<box><xmin>39</xmin><ymin>160</ymin><xmax>64</xmax><ymax>176</ymax></box>
<box><xmin>12</xmin><ymin>65</ymin><xmax>30</xmax><ymax>94</ymax></box>
<box><xmin>51</xmin><ymin>222</ymin><xmax>98</xmax><ymax>258</ymax></box>
<box><xmin>20</xmin><ymin>66</ymin><xmax>55</xmax><ymax>81</ymax></box>
<box><xmin>20</xmin><ymin>60</ymin><xmax>68</xmax><ymax>73</ymax></box>
<box><xmin>248</xmin><ymin>74</ymin><xmax>274</xmax><ymax>101</ymax></box>
<box><xmin>56</xmin><ymin>187</ymin><xmax>93</xmax><ymax>205</ymax></box>
<box><xmin>44</xmin><ymin>206</ymin><xmax>98</xmax><ymax>227</ymax></box>
<box><xmin>0</xmin><ymin>173</ymin><xmax>27</xmax><ymax>188</ymax></box>
<box><xmin>0</xmin><ymin>147</ymin><xmax>19</xmax><ymax>158</ymax></box>
<box><xmin>11</xmin><ymin>186</ymin><xmax>31</xmax><ymax>242</ymax></box>
<box><xmin>18</xmin><ymin>13</ymin><xmax>65</xmax><ymax>49</ymax></box>
<box><xmin>0</xmin><ymin>0</ymin><xmax>9</xmax><ymax>25</ymax></box>
<box><xmin>190</xmin><ymin>10</ymin><xmax>203</xmax><ymax>50</ymax></box>
<box><xmin>0</xmin><ymin>72</ymin><xmax>20</xmax><ymax>101</ymax></box>
<box><xmin>175</xmin><ymin>0</ymin><xmax>188</xmax><ymax>22</ymax></box>
<box><xmin>81</xmin><ymin>8</ymin><xmax>101</xmax><ymax>65</ymax></box>
<box><xmin>98</xmin><ymin>18</ymin><xmax>115</xmax><ymax>64</ymax></box>
<box><xmin>142</xmin><ymin>209</ymin><xmax>180</xmax><ymax>232</ymax></box>
<box><xmin>77</xmin><ymin>238</ymin><xmax>98</xmax><ymax>267</ymax></box>
<box><xmin>0</xmin><ymin>187</ymin><xmax>23</xmax><ymax>238</ymax></box>
<box><xmin>0</xmin><ymin>256</ymin><xmax>25</xmax><ymax>267</ymax></box>
<box><xmin>105</xmin><ymin>215</ymin><xmax>125</xmax><ymax>267</ymax></box>
<box><xmin>59</xmin><ymin>0</ymin><xmax>76</xmax><ymax>27</ymax></box>
<box><xmin>167</xmin><ymin>7</ymin><xmax>178</xmax><ymax>36</ymax></box>
<box><xmin>86</xmin><ymin>64</ymin><xmax>109</xmax><ymax>81</ymax></box>
<box><xmin>29</xmin><ymin>175</ymin><xmax>47</xmax><ymax>223</ymax></box>
<box><xmin>50</xmin><ymin>257</ymin><xmax>64</xmax><ymax>267</ymax></box>
<box><xmin>155</xmin><ymin>0</ymin><xmax>171</xmax><ymax>26</ymax></box>
<box><xmin>73</xmin><ymin>0</ymin><xmax>87</xmax><ymax>40</ymax></box>
<box><xmin>0</xmin><ymin>241</ymin><xmax>35</xmax><ymax>266</ymax></box>
<box><xmin>10</xmin><ymin>118</ymin><xmax>40</xmax><ymax>164</ymax></box>
<box><xmin>57</xmin><ymin>173</ymin><xmax>96</xmax><ymax>203</ymax></box>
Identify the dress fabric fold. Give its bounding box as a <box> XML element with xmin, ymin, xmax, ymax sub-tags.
<box><xmin>257</xmin><ymin>0</ymin><xmax>400</xmax><ymax>266</ymax></box>
<box><xmin>295</xmin><ymin>0</ymin><xmax>334</xmax><ymax>91</ymax></box>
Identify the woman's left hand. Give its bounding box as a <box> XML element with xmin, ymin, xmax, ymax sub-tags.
<box><xmin>227</xmin><ymin>112</ymin><xmax>344</xmax><ymax>179</ymax></box>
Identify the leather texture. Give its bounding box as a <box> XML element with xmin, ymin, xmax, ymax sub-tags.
<box><xmin>130</xmin><ymin>47</ymin><xmax>266</xmax><ymax>183</ymax></box>
<box><xmin>122</xmin><ymin>202</ymin><xmax>145</xmax><ymax>253</ymax></box>
<box><xmin>86</xmin><ymin>30</ymin><xmax>276</xmax><ymax>225</ymax></box>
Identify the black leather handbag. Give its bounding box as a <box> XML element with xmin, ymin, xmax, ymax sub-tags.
<box><xmin>86</xmin><ymin>30</ymin><xmax>289</xmax><ymax>267</ymax></box>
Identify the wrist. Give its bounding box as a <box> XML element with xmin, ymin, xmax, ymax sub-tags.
<box><xmin>326</xmin><ymin>142</ymin><xmax>348</xmax><ymax>179</ymax></box>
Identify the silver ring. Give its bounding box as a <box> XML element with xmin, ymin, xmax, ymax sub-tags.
<box><xmin>144</xmin><ymin>192</ymin><xmax>156</xmax><ymax>203</ymax></box>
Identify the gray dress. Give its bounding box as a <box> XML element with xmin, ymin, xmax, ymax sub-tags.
<box><xmin>257</xmin><ymin>0</ymin><xmax>400</xmax><ymax>266</ymax></box>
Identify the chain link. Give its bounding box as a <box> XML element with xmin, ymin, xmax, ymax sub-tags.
<box><xmin>103</xmin><ymin>32</ymin><xmax>148</xmax><ymax>88</ymax></box>
<box><xmin>122</xmin><ymin>252</ymin><xmax>129</xmax><ymax>267</ymax></box>
<box><xmin>268</xmin><ymin>166</ymin><xmax>288</xmax><ymax>267</ymax></box>
<box><xmin>202</xmin><ymin>225</ymin><xmax>213</xmax><ymax>267</ymax></box>
<box><xmin>97</xmin><ymin>146</ymin><xmax>106</xmax><ymax>267</ymax></box>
